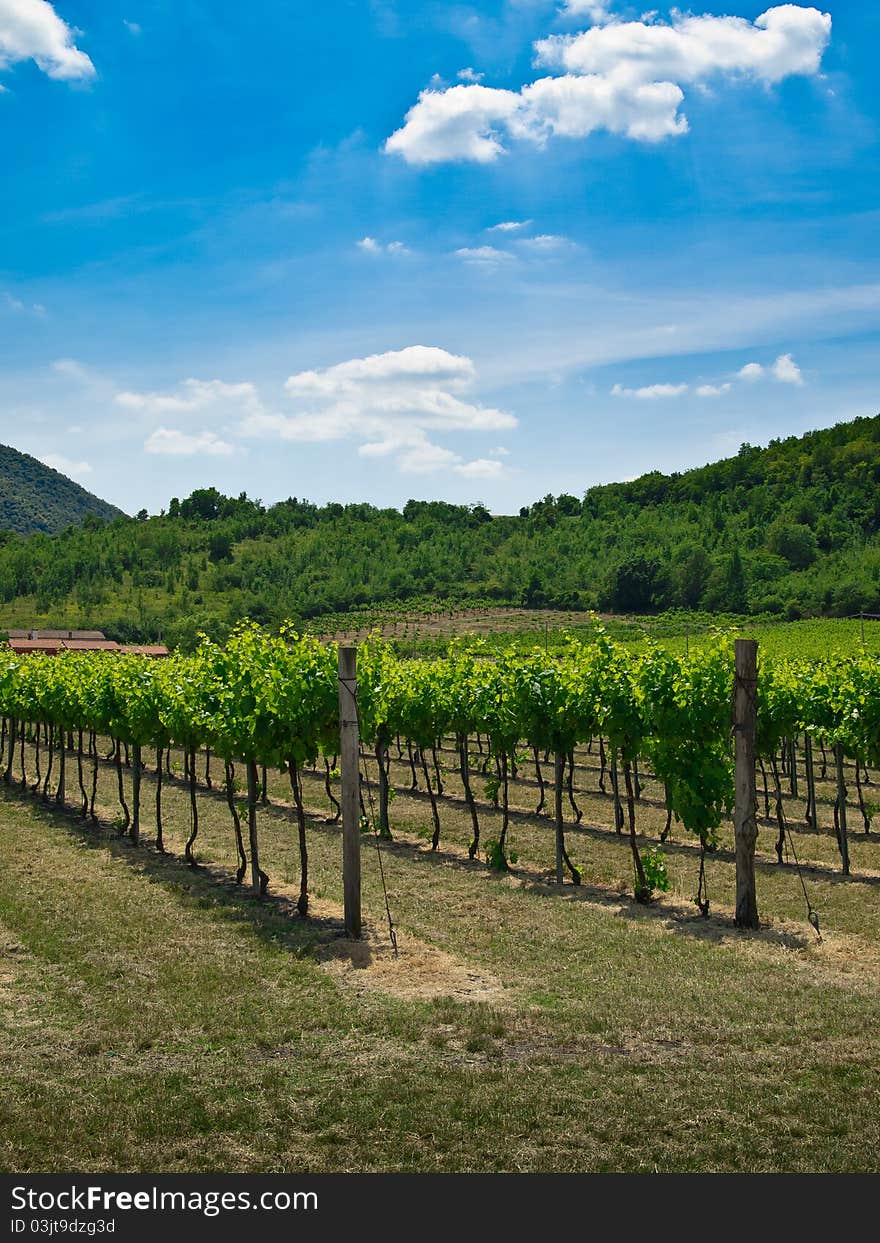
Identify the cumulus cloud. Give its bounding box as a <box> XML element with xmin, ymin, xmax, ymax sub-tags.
<box><xmin>283</xmin><ymin>346</ymin><xmax>479</xmax><ymax>397</ymax></box>
<box><xmin>385</xmin><ymin>6</ymin><xmax>831</xmax><ymax>165</ymax></box>
<box><xmin>537</xmin><ymin>6</ymin><xmax>832</xmax><ymax>86</ymax></box>
<box><xmin>0</xmin><ymin>0</ymin><xmax>96</xmax><ymax>81</ymax></box>
<box><xmin>116</xmin><ymin>379</ymin><xmax>264</xmax><ymax>458</ymax></box>
<box><xmin>115</xmin><ymin>378</ymin><xmax>263</xmax><ymax>416</ymax></box>
<box><xmin>611</xmin><ymin>381</ymin><xmax>688</xmax><ymax>399</ymax></box>
<box><xmin>738</xmin><ymin>354</ymin><xmax>804</xmax><ymax>384</ymax></box>
<box><xmin>613</xmin><ymin>353</ymin><xmax>804</xmax><ymax>399</ymax></box>
<box><xmin>144</xmin><ymin>428</ymin><xmax>235</xmax><ymax>457</ymax></box>
<box><xmin>241</xmin><ymin>345</ymin><xmax>515</xmax><ymax>477</ymax></box>
<box><xmin>457</xmin><ymin>66</ymin><xmax>484</xmax><ymax>83</ymax></box>
<box><xmin>60</xmin><ymin>349</ymin><xmax>511</xmax><ymax>480</ymax></box>
<box><xmin>488</xmin><ymin>219</ymin><xmax>532</xmax><ymax>232</ymax></box>
<box><xmin>385</xmin><ymin>75</ymin><xmax>686</xmax><ymax>164</ymax></box>
<box><xmin>357</xmin><ymin>236</ymin><xmax>411</xmax><ymax>256</ymax></box>
<box><xmin>396</xmin><ymin>440</ymin><xmax>461</xmax><ymax>474</ymax></box>
<box><xmin>454</xmin><ymin>245</ymin><xmax>516</xmax><ymax>266</ymax></box>
<box><xmin>561</xmin><ymin>2</ymin><xmax>613</xmax><ymax>22</ymax></box>
<box><xmin>455</xmin><ymin>457</ymin><xmax>503</xmax><ymax>478</ymax></box>
<box><xmin>771</xmin><ymin>352</ymin><xmax>804</xmax><ymax>384</ymax></box>
<box><xmin>614</xmin><ymin>350</ymin><xmax>805</xmax><ymax>398</ymax></box>
<box><xmin>518</xmin><ymin>233</ymin><xmax>573</xmax><ymax>250</ymax></box>
<box><xmin>385</xmin><ymin>84</ymin><xmax>523</xmax><ymax>165</ymax></box>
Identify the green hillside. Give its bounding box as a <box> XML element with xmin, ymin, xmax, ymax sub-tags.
<box><xmin>0</xmin><ymin>413</ymin><xmax>878</xmax><ymax>648</ymax></box>
<box><xmin>0</xmin><ymin>443</ymin><xmax>123</xmax><ymax>535</ymax></box>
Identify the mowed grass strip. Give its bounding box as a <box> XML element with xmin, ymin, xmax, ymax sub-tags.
<box><xmin>0</xmin><ymin>757</ymin><xmax>879</xmax><ymax>1173</ymax></box>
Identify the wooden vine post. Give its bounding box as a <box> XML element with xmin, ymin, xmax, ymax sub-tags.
<box><xmin>338</xmin><ymin>646</ymin><xmax>362</xmax><ymax>938</ymax></box>
<box><xmin>246</xmin><ymin>758</ymin><xmax>262</xmax><ymax>895</ymax></box>
<box><xmin>554</xmin><ymin>752</ymin><xmax>565</xmax><ymax>885</ymax></box>
<box><xmin>834</xmin><ymin>743</ymin><xmax>851</xmax><ymax>876</ymax></box>
<box><xmin>734</xmin><ymin>638</ymin><xmax>760</xmax><ymax>929</ymax></box>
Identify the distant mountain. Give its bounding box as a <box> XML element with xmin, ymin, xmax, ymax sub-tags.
<box><xmin>0</xmin><ymin>444</ymin><xmax>123</xmax><ymax>535</ymax></box>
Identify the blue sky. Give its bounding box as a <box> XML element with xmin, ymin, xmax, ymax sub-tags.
<box><xmin>0</xmin><ymin>1</ymin><xmax>878</xmax><ymax>515</ymax></box>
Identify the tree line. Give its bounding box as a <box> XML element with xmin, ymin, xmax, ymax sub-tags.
<box><xmin>0</xmin><ymin>414</ymin><xmax>878</xmax><ymax>648</ymax></box>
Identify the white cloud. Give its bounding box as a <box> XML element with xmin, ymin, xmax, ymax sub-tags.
<box><xmin>454</xmin><ymin>245</ymin><xmax>516</xmax><ymax>266</ymax></box>
<box><xmin>38</xmin><ymin>452</ymin><xmax>92</xmax><ymax>479</ymax></box>
<box><xmin>562</xmin><ymin>2</ymin><xmax>613</xmax><ymax>22</ymax></box>
<box><xmin>359</xmin><ymin>437</ymin><xmax>505</xmax><ymax>478</ymax></box>
<box><xmin>357</xmin><ymin>236</ymin><xmax>411</xmax><ymax>256</ymax></box>
<box><xmin>241</xmin><ymin>345</ymin><xmax>515</xmax><ymax>477</ymax></box>
<box><xmin>52</xmin><ymin>357</ymin><xmax>95</xmax><ymax>383</ymax></box>
<box><xmin>116</xmin><ymin>378</ymin><xmax>263</xmax><ymax>416</ymax></box>
<box><xmin>519</xmin><ymin>72</ymin><xmax>687</xmax><ymax>143</ymax></box>
<box><xmin>144</xmin><ymin>428</ymin><xmax>235</xmax><ymax>457</ymax></box>
<box><xmin>536</xmin><ymin>7</ymin><xmax>831</xmax><ymax>86</ymax></box>
<box><xmin>611</xmin><ymin>381</ymin><xmax>688</xmax><ymax>398</ymax></box>
<box><xmin>771</xmin><ymin>352</ymin><xmax>804</xmax><ymax>384</ymax></box>
<box><xmin>397</xmin><ymin>441</ymin><xmax>461</xmax><ymax>474</ymax></box>
<box><xmin>518</xmin><ymin>233</ymin><xmax>573</xmax><ymax>250</ymax></box>
<box><xmin>117</xmin><ymin>379</ymin><xmax>265</xmax><ymax>458</ymax></box>
<box><xmin>123</xmin><ymin>19</ymin><xmax>141</xmax><ymax>36</ymax></box>
<box><xmin>488</xmin><ymin>219</ymin><xmax>532</xmax><ymax>232</ymax></box>
<box><xmin>53</xmin><ymin>349</ymin><xmax>514</xmax><ymax>480</ymax></box>
<box><xmin>385</xmin><ymin>75</ymin><xmax>686</xmax><ymax>165</ymax></box>
<box><xmin>454</xmin><ymin>457</ymin><xmax>503</xmax><ymax>478</ymax></box>
<box><xmin>457</xmin><ymin>66</ymin><xmax>484</xmax><ymax>83</ymax></box>
<box><xmin>4</xmin><ymin>290</ymin><xmax>44</xmax><ymax>315</ymax></box>
<box><xmin>612</xmin><ymin>352</ymin><xmax>804</xmax><ymax>399</ymax></box>
<box><xmin>385</xmin><ymin>84</ymin><xmax>523</xmax><ymax>165</ymax></box>
<box><xmin>0</xmin><ymin>0</ymin><xmax>96</xmax><ymax>81</ymax></box>
<box><xmin>738</xmin><ymin>354</ymin><xmax>804</xmax><ymax>384</ymax></box>
<box><xmin>284</xmin><ymin>345</ymin><xmax>478</xmax><ymax>396</ymax></box>
<box><xmin>386</xmin><ymin>7</ymin><xmax>831</xmax><ymax>164</ymax></box>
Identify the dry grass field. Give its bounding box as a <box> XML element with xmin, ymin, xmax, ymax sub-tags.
<box><xmin>1</xmin><ymin>734</ymin><xmax>878</xmax><ymax>1172</ymax></box>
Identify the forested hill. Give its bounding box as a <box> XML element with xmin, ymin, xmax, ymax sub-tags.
<box><xmin>0</xmin><ymin>414</ymin><xmax>879</xmax><ymax>649</ymax></box>
<box><xmin>0</xmin><ymin>444</ymin><xmax>123</xmax><ymax>535</ymax></box>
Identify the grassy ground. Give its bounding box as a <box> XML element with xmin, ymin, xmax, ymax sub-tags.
<box><xmin>1</xmin><ymin>736</ymin><xmax>879</xmax><ymax>1173</ymax></box>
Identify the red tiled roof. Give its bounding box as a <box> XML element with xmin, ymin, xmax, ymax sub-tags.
<box><xmin>5</xmin><ymin>637</ymin><xmax>169</xmax><ymax>656</ymax></box>
<box><xmin>60</xmin><ymin>640</ymin><xmax>119</xmax><ymax>651</ymax></box>
<box><xmin>7</xmin><ymin>639</ymin><xmax>62</xmax><ymax>653</ymax></box>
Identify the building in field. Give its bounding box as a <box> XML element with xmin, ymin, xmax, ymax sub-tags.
<box><xmin>2</xmin><ymin>629</ymin><xmax>168</xmax><ymax>657</ymax></box>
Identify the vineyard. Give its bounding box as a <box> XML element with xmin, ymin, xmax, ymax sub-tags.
<box><xmin>1</xmin><ymin>622</ymin><xmax>878</xmax><ymax>919</ymax></box>
<box><xmin>1</xmin><ymin>621</ymin><xmax>880</xmax><ymax>1173</ymax></box>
